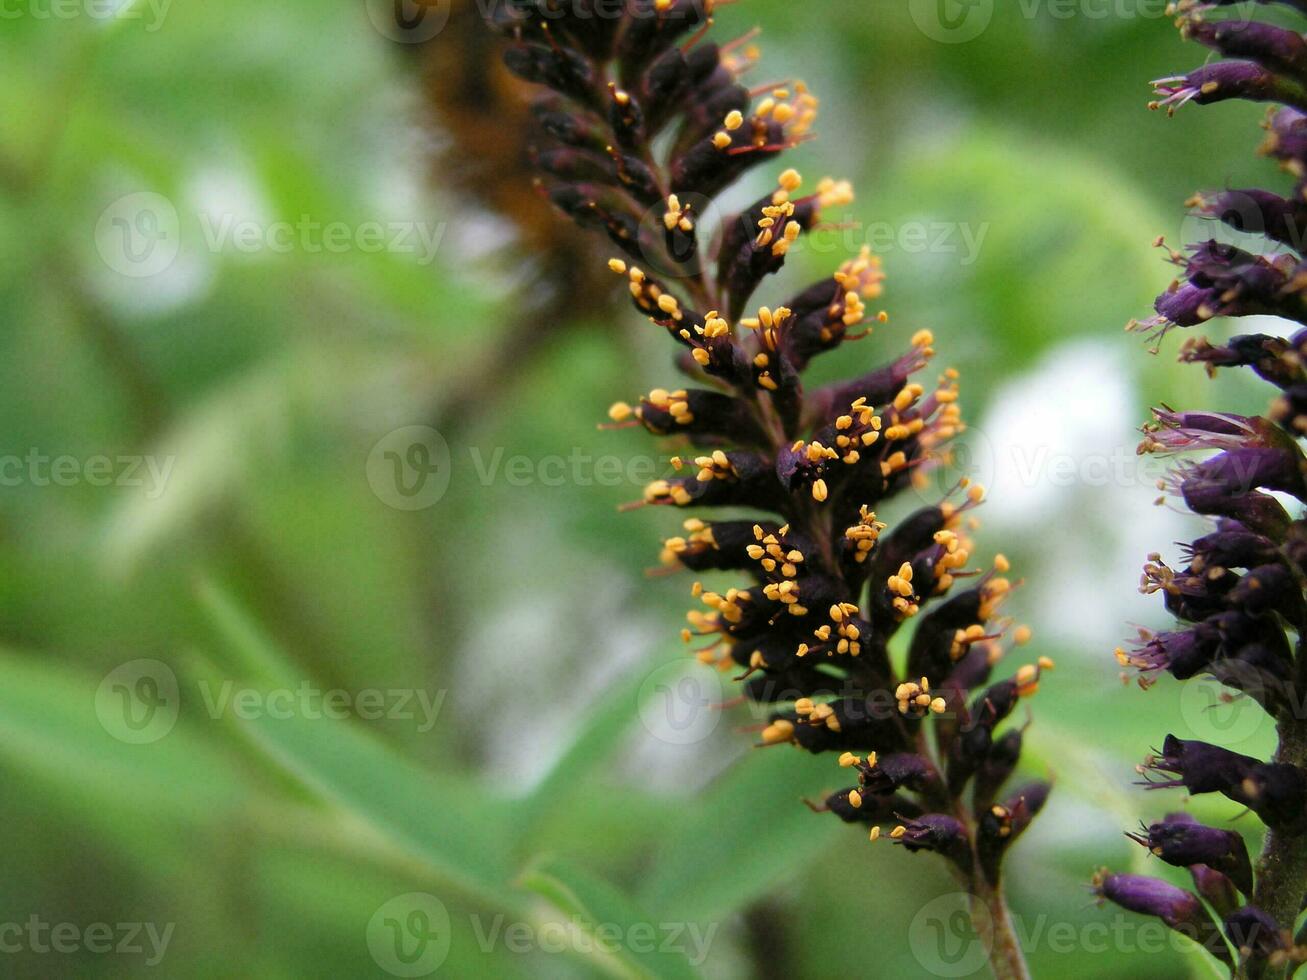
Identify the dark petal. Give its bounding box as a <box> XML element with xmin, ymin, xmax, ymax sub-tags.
<box><xmin>1190</xmin><ymin>188</ymin><xmax>1307</xmax><ymax>251</ymax></box>
<box><xmin>1154</xmin><ymin>61</ymin><xmax>1300</xmax><ymax>111</ymax></box>
<box><xmin>1191</xmin><ymin>865</ymin><xmax>1241</xmax><ymax>919</ymax></box>
<box><xmin>820</xmin><ymin>788</ymin><xmax>919</xmax><ymax>825</ymax></box>
<box><xmin>1144</xmin><ymin>735</ymin><xmax>1260</xmax><ymax>796</ymax></box>
<box><xmin>1179</xmin><ymin>332</ymin><xmax>1300</xmax><ymax>389</ymax></box>
<box><xmin>1093</xmin><ymin>872</ymin><xmax>1231</xmax><ymax>963</ymax></box>
<box><xmin>858</xmin><ymin>752</ymin><xmax>935</xmax><ymax>796</ymax></box>
<box><xmin>1232</xmin><ymin>761</ymin><xmax>1307</xmax><ymax>831</ymax></box>
<box><xmin>1224</xmin><ymin>905</ymin><xmax>1286</xmax><ymax>962</ymax></box>
<box><xmin>1131</xmin><ymin>815</ymin><xmax>1253</xmax><ymax>895</ymax></box>
<box><xmin>1093</xmin><ymin>872</ymin><xmax>1203</xmax><ymax>929</ymax></box>
<box><xmin>891</xmin><ymin>814</ymin><xmax>972</xmax><ymax>869</ymax></box>
<box><xmin>1184</xmin><ymin>19</ymin><xmax>1307</xmax><ymax>79</ymax></box>
<box><xmin>972</xmin><ymin>729</ymin><xmax>1023</xmax><ymax>813</ymax></box>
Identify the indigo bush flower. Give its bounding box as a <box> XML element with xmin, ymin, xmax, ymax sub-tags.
<box><xmin>1094</xmin><ymin>3</ymin><xmax>1307</xmax><ymax>973</ymax></box>
<box><xmin>497</xmin><ymin>2</ymin><xmax>1051</xmax><ymax>975</ymax></box>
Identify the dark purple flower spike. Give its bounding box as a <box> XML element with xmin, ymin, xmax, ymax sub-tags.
<box><xmin>1099</xmin><ymin>5</ymin><xmax>1307</xmax><ymax>973</ymax></box>
<box><xmin>498</xmin><ymin>3</ymin><xmax>1053</xmax><ymax>976</ymax></box>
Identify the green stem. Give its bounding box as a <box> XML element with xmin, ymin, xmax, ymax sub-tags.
<box><xmin>969</xmin><ymin>875</ymin><xmax>1031</xmax><ymax>980</ymax></box>
<box><xmin>1244</xmin><ymin>713</ymin><xmax>1307</xmax><ymax>979</ymax></box>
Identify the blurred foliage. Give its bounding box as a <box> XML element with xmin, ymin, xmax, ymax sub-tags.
<box><xmin>0</xmin><ymin>0</ymin><xmax>1282</xmax><ymax>976</ymax></box>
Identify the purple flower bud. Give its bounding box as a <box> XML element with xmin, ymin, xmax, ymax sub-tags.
<box><xmin>1182</xmin><ymin>528</ymin><xmax>1282</xmax><ymax>570</ymax></box>
<box><xmin>1191</xmin><ymin>865</ymin><xmax>1241</xmax><ymax>919</ymax></box>
<box><xmin>808</xmin><ymin>347</ymin><xmax>930</xmax><ymax>425</ymax></box>
<box><xmin>857</xmin><ymin>752</ymin><xmax>935</xmax><ymax>796</ymax></box>
<box><xmin>889</xmin><ymin>814</ymin><xmax>971</xmax><ymax>868</ymax></box>
<box><xmin>978</xmin><ymin>782</ymin><xmax>1050</xmax><ymax>870</ymax></box>
<box><xmin>972</xmin><ymin>729</ymin><xmax>1023</xmax><ymax>812</ymax></box>
<box><xmin>1179</xmin><ymin>447</ymin><xmax>1307</xmax><ymax>505</ymax></box>
<box><xmin>1092</xmin><ymin>872</ymin><xmax>1205</xmax><ymax>929</ymax></box>
<box><xmin>1092</xmin><ymin>872</ymin><xmax>1230</xmax><ymax>963</ymax></box>
<box><xmin>1179</xmin><ymin>332</ymin><xmax>1300</xmax><ymax>389</ymax></box>
<box><xmin>1126</xmin><ymin>813</ymin><xmax>1253</xmax><ymax>895</ymax></box>
<box><xmin>1140</xmin><ymin>409</ymin><xmax>1264</xmax><ymax>455</ymax></box>
<box><xmin>1152</xmin><ymin>61</ymin><xmax>1292</xmax><ymax>112</ymax></box>
<box><xmin>1235</xmin><ymin>762</ymin><xmax>1307</xmax><ymax>831</ymax></box>
<box><xmin>1224</xmin><ymin>905</ymin><xmax>1286</xmax><ymax>962</ymax></box>
<box><xmin>1141</xmin><ymin>735</ymin><xmax>1259</xmax><ymax>796</ymax></box>
<box><xmin>818</xmin><ymin>788</ymin><xmax>919</xmax><ymax>825</ymax></box>
<box><xmin>1262</xmin><ymin>105</ymin><xmax>1307</xmax><ymax>169</ymax></box>
<box><xmin>1117</xmin><ymin>625</ymin><xmax>1222</xmax><ymax>681</ymax></box>
<box><xmin>1188</xmin><ymin>188</ymin><xmax>1307</xmax><ymax>251</ymax></box>
<box><xmin>633</xmin><ymin>389</ymin><xmax>766</xmax><ymax>443</ymax></box>
<box><xmin>1184</xmin><ymin>19</ymin><xmax>1307</xmax><ymax>78</ymax></box>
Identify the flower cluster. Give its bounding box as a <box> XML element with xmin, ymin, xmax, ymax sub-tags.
<box><xmin>1095</xmin><ymin>4</ymin><xmax>1307</xmax><ymax>973</ymax></box>
<box><xmin>496</xmin><ymin>1</ymin><xmax>1051</xmax><ymax>972</ymax></box>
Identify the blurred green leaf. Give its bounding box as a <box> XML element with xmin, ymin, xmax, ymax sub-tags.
<box><xmin>637</xmin><ymin>748</ymin><xmax>841</xmax><ymax>921</ymax></box>
<box><xmin>233</xmin><ymin>702</ymin><xmax>517</xmax><ymax>910</ymax></box>
<box><xmin>521</xmin><ymin>855</ymin><xmax>703</xmax><ymax>980</ymax></box>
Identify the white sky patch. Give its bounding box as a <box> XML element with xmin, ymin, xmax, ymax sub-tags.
<box><xmin>188</xmin><ymin>163</ymin><xmax>273</xmax><ymax>235</ymax></box>
<box><xmin>973</xmin><ymin>339</ymin><xmax>1199</xmax><ymax>652</ymax></box>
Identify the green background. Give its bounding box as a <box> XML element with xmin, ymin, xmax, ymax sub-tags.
<box><xmin>0</xmin><ymin>0</ymin><xmax>1291</xmax><ymax>976</ymax></box>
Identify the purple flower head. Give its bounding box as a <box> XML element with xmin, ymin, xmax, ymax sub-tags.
<box><xmin>1126</xmin><ymin>813</ymin><xmax>1253</xmax><ymax>894</ymax></box>
<box><xmin>1152</xmin><ymin>61</ymin><xmax>1290</xmax><ymax>113</ymax></box>
<box><xmin>1140</xmin><ymin>735</ymin><xmax>1259</xmax><ymax>796</ymax></box>
<box><xmin>501</xmin><ymin>3</ymin><xmax>1055</xmax><ymax>958</ymax></box>
<box><xmin>1116</xmin><ymin>624</ymin><xmax>1222</xmax><ymax>681</ymax></box>
<box><xmin>887</xmin><ymin>814</ymin><xmax>971</xmax><ymax>867</ymax></box>
<box><xmin>1092</xmin><ymin>871</ymin><xmax>1207</xmax><ymax>930</ymax></box>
